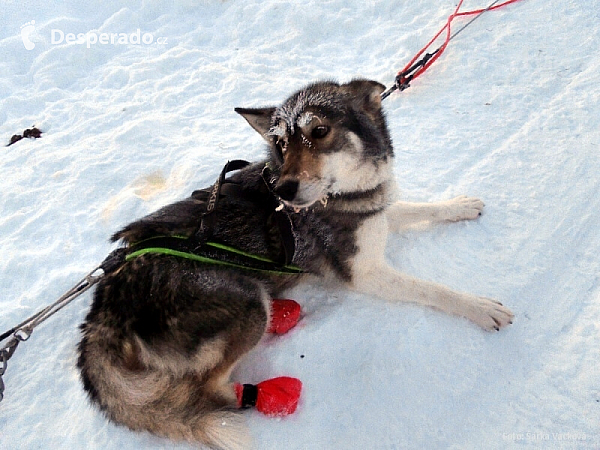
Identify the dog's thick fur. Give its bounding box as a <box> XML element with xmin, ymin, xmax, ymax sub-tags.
<box><xmin>77</xmin><ymin>79</ymin><xmax>513</xmax><ymax>449</ymax></box>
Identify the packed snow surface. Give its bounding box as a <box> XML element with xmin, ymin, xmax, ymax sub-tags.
<box><xmin>1</xmin><ymin>0</ymin><xmax>599</xmax><ymax>448</ymax></box>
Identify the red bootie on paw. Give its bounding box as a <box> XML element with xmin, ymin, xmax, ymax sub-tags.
<box><xmin>235</xmin><ymin>376</ymin><xmax>302</xmax><ymax>416</ymax></box>
<box><xmin>267</xmin><ymin>299</ymin><xmax>301</xmax><ymax>335</ymax></box>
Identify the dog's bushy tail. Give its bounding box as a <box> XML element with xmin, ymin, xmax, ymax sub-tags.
<box><xmin>199</xmin><ymin>410</ymin><xmax>251</xmax><ymax>450</ymax></box>
<box><xmin>112</xmin><ymin>397</ymin><xmax>251</xmax><ymax>450</ymax></box>
<box><xmin>123</xmin><ymin>390</ymin><xmax>251</xmax><ymax>450</ymax></box>
<box><xmin>79</xmin><ymin>345</ymin><xmax>251</xmax><ymax>450</ymax></box>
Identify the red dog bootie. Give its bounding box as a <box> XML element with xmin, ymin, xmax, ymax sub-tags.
<box><xmin>235</xmin><ymin>377</ymin><xmax>302</xmax><ymax>416</ymax></box>
<box><xmin>267</xmin><ymin>299</ymin><xmax>301</xmax><ymax>335</ymax></box>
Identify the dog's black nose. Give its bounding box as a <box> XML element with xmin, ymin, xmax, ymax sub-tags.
<box><xmin>275</xmin><ymin>179</ymin><xmax>299</xmax><ymax>202</ymax></box>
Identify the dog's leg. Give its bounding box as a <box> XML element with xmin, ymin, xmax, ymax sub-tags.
<box><xmin>386</xmin><ymin>196</ymin><xmax>484</xmax><ymax>232</ymax></box>
<box><xmin>354</xmin><ymin>265</ymin><xmax>513</xmax><ymax>330</ymax></box>
<box><xmin>204</xmin><ymin>360</ymin><xmax>240</xmax><ymax>406</ymax></box>
<box><xmin>351</xmin><ymin>214</ymin><xmax>513</xmax><ymax>331</ymax></box>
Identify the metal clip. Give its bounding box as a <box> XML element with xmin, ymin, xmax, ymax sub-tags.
<box><xmin>0</xmin><ymin>337</ymin><xmax>21</xmax><ymax>403</ymax></box>
<box><xmin>14</xmin><ymin>328</ymin><xmax>31</xmax><ymax>342</ymax></box>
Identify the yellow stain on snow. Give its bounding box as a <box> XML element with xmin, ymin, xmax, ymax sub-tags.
<box><xmin>101</xmin><ymin>167</ymin><xmax>191</xmax><ymax>223</ymax></box>
<box><xmin>131</xmin><ymin>171</ymin><xmax>167</xmax><ymax>200</ymax></box>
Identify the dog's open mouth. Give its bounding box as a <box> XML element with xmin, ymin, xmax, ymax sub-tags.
<box><xmin>280</xmin><ymin>195</ymin><xmax>329</xmax><ymax>212</ymax></box>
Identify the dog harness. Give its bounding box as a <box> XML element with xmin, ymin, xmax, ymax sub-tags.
<box><xmin>101</xmin><ymin>160</ymin><xmax>303</xmax><ymax>276</ymax></box>
<box><xmin>0</xmin><ymin>160</ymin><xmax>302</xmax><ymax>403</ymax></box>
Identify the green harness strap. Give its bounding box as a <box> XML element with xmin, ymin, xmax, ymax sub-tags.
<box><xmin>125</xmin><ymin>237</ymin><xmax>303</xmax><ymax>275</ymax></box>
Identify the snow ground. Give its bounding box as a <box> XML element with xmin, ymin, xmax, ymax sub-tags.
<box><xmin>1</xmin><ymin>0</ymin><xmax>599</xmax><ymax>448</ymax></box>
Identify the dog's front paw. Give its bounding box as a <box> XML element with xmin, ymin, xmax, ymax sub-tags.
<box><xmin>467</xmin><ymin>297</ymin><xmax>514</xmax><ymax>331</ymax></box>
<box><xmin>443</xmin><ymin>195</ymin><xmax>484</xmax><ymax>221</ymax></box>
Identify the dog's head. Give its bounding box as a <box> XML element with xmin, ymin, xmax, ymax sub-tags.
<box><xmin>236</xmin><ymin>79</ymin><xmax>393</xmax><ymax>208</ymax></box>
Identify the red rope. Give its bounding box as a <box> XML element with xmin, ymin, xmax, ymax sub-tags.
<box><xmin>395</xmin><ymin>0</ymin><xmax>522</xmax><ymax>90</ymax></box>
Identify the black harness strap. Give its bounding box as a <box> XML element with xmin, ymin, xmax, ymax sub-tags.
<box><xmin>194</xmin><ymin>159</ymin><xmax>250</xmax><ymax>241</ymax></box>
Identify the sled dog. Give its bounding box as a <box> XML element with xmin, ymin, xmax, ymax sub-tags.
<box><xmin>77</xmin><ymin>79</ymin><xmax>513</xmax><ymax>449</ymax></box>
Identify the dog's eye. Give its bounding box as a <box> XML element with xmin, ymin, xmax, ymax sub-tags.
<box><xmin>311</xmin><ymin>125</ymin><xmax>330</xmax><ymax>139</ymax></box>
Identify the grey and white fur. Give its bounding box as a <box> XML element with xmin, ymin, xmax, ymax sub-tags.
<box><xmin>77</xmin><ymin>79</ymin><xmax>514</xmax><ymax>449</ymax></box>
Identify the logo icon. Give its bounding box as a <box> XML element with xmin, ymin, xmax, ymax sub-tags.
<box><xmin>21</xmin><ymin>20</ymin><xmax>36</xmax><ymax>50</ymax></box>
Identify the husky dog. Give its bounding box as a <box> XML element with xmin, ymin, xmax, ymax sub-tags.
<box><xmin>77</xmin><ymin>79</ymin><xmax>513</xmax><ymax>449</ymax></box>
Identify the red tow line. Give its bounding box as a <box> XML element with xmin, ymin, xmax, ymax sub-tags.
<box><xmin>381</xmin><ymin>0</ymin><xmax>523</xmax><ymax>99</ymax></box>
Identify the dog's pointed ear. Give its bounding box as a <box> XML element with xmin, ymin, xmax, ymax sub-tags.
<box><xmin>235</xmin><ymin>107</ymin><xmax>276</xmax><ymax>140</ymax></box>
<box><xmin>341</xmin><ymin>79</ymin><xmax>386</xmax><ymax>115</ymax></box>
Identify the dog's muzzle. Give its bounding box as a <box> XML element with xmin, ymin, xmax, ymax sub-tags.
<box><xmin>274</xmin><ymin>179</ymin><xmax>299</xmax><ymax>202</ymax></box>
